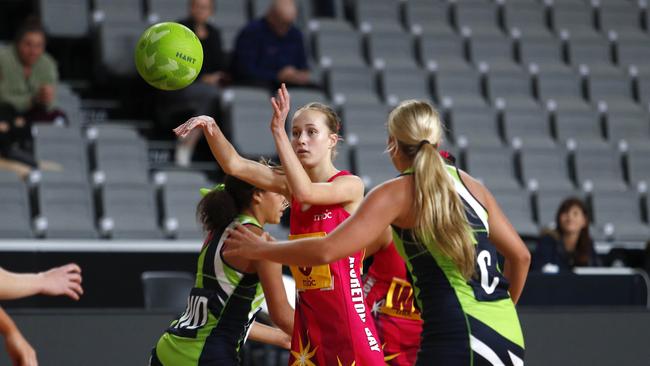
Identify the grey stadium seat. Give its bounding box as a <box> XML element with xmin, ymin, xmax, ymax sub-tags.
<box><xmin>251</xmin><ymin>0</ymin><xmax>273</xmax><ymax>19</ymax></box>
<box><xmin>380</xmin><ymin>68</ymin><xmax>432</xmax><ymax>105</ymax></box>
<box><xmin>449</xmin><ymin>106</ymin><xmax>502</xmax><ymax>148</ymax></box>
<box><xmin>605</xmin><ymin>110</ymin><xmax>650</xmax><ymax>145</ymax></box>
<box><xmin>486</xmin><ymin>70</ymin><xmax>539</xmax><ymax>110</ymax></box>
<box><xmin>465</xmin><ymin>147</ymin><xmax>520</xmax><ymax>191</ymax></box>
<box><xmin>38</xmin><ymin>182</ymin><xmax>97</xmax><ymax>238</ymax></box>
<box><xmin>39</xmin><ymin>0</ymin><xmax>90</xmax><ymax>37</ymax></box>
<box><xmin>535</xmin><ymin>67</ymin><xmax>589</xmax><ymax>111</ymax></box>
<box><xmin>342</xmin><ymin>104</ymin><xmax>390</xmax><ymax>146</ymax></box>
<box><xmin>95</xmin><ymin>139</ymin><xmax>150</xmax><ymax>185</ymax></box>
<box><xmin>327</xmin><ymin>66</ymin><xmax>381</xmax><ymax>106</ymax></box>
<box><xmin>554</xmin><ymin>109</ymin><xmax>607</xmax><ymax>148</ymax></box>
<box><xmin>353</xmin><ymin>0</ymin><xmax>403</xmax><ymax>33</ymax></box>
<box><xmin>367</xmin><ymin>31</ymin><xmax>418</xmax><ymax>70</ymax></box>
<box><xmin>551</xmin><ymin>1</ymin><xmax>598</xmax><ymax>39</ymax></box>
<box><xmin>287</xmin><ymin>88</ymin><xmax>330</xmax><ymax>122</ymax></box>
<box><xmin>591</xmin><ymin>191</ymin><xmax>649</xmax><ymax>241</ymax></box>
<box><xmin>586</xmin><ymin>70</ymin><xmax>638</xmax><ymax>112</ymax></box>
<box><xmin>626</xmin><ymin>147</ymin><xmax>650</xmax><ymax>188</ymax></box>
<box><xmin>101</xmin><ymin>183</ymin><xmax>162</xmax><ymax>239</ymax></box>
<box><xmin>93</xmin><ymin>0</ymin><xmax>143</xmax><ymax>24</ymax></box>
<box><xmin>597</xmin><ymin>1</ymin><xmax>644</xmax><ymax>36</ymax></box>
<box><xmin>418</xmin><ymin>29</ymin><xmax>470</xmax><ymax>73</ymax></box>
<box><xmin>574</xmin><ymin>146</ymin><xmax>627</xmax><ymax>192</ymax></box>
<box><xmin>160</xmin><ymin>172</ymin><xmax>209</xmax><ymax>239</ymax></box>
<box><xmin>34</xmin><ymin>141</ymin><xmax>89</xmax><ymax>184</ymax></box>
<box><xmin>566</xmin><ymin>35</ymin><xmax>614</xmax><ymax>73</ymax></box>
<box><xmin>313</xmin><ymin>24</ymin><xmax>365</xmax><ymax>68</ymax></box>
<box><xmin>230</xmin><ymin>103</ymin><xmax>277</xmax><ymax>158</ymax></box>
<box><xmin>502</xmin><ymin>108</ymin><xmax>556</xmax><ymax>149</ymax></box>
<box><xmin>212</xmin><ymin>0</ymin><xmax>248</xmax><ymax>29</ymax></box>
<box><xmin>0</xmin><ymin>173</ymin><xmax>32</xmax><ymax>238</ymax></box>
<box><xmin>455</xmin><ymin>0</ymin><xmax>500</xmax><ymax>35</ymax></box>
<box><xmin>97</xmin><ymin>22</ymin><xmax>147</xmax><ymax>77</ymax></box>
<box><xmin>434</xmin><ymin>69</ymin><xmax>487</xmax><ymax>109</ymax></box>
<box><xmin>518</xmin><ymin>33</ymin><xmax>566</xmax><ymax>72</ymax></box>
<box><xmin>355</xmin><ymin>143</ymin><xmax>397</xmax><ymax>190</ymax></box>
<box><xmin>503</xmin><ymin>0</ymin><xmax>550</xmax><ymax>37</ymax></box>
<box><xmin>468</xmin><ymin>34</ymin><xmax>519</xmax><ymax>73</ymax></box>
<box><xmin>334</xmin><ymin>141</ymin><xmax>353</xmax><ymax>173</ymax></box>
<box><xmin>519</xmin><ymin>147</ymin><xmax>575</xmax><ymax>192</ymax></box>
<box><xmin>404</xmin><ymin>0</ymin><xmax>451</xmax><ymax>33</ymax></box>
<box><xmin>491</xmin><ymin>188</ymin><xmax>538</xmax><ymax>237</ymax></box>
<box><xmin>147</xmin><ymin>0</ymin><xmax>186</xmax><ymax>22</ymax></box>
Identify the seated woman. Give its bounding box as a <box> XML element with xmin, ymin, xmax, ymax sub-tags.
<box><xmin>533</xmin><ymin>197</ymin><xmax>600</xmax><ymax>272</ymax></box>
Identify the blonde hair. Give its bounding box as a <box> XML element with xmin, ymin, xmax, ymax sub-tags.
<box><xmin>293</xmin><ymin>102</ymin><xmax>342</xmax><ymax>160</ymax></box>
<box><xmin>387</xmin><ymin>100</ymin><xmax>476</xmax><ymax>280</ymax></box>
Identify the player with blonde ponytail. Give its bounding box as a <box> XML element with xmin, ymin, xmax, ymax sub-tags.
<box><xmin>225</xmin><ymin>99</ymin><xmax>531</xmax><ymax>365</ymax></box>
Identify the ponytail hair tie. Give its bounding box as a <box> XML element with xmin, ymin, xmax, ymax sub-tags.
<box><xmin>417</xmin><ymin>140</ymin><xmax>431</xmax><ymax>151</ymax></box>
<box><xmin>199</xmin><ymin>183</ymin><xmax>226</xmax><ymax>197</ymax></box>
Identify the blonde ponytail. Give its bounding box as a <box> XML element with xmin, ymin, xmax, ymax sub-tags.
<box><xmin>388</xmin><ymin>100</ymin><xmax>476</xmax><ymax>280</ymax></box>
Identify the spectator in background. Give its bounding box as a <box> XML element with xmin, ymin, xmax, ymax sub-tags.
<box><xmin>0</xmin><ymin>18</ymin><xmax>65</xmax><ymax>173</ymax></box>
<box><xmin>533</xmin><ymin>197</ymin><xmax>600</xmax><ymax>272</ymax></box>
<box><xmin>232</xmin><ymin>0</ymin><xmax>312</xmax><ymax>88</ymax></box>
<box><xmin>0</xmin><ymin>263</ymin><xmax>83</xmax><ymax>366</ymax></box>
<box><xmin>165</xmin><ymin>0</ymin><xmax>229</xmax><ymax>167</ymax></box>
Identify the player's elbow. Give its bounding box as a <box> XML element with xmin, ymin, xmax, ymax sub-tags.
<box><xmin>291</xmin><ymin>189</ymin><xmax>313</xmax><ymax>204</ymax></box>
<box><xmin>515</xmin><ymin>248</ymin><xmax>531</xmax><ymax>269</ymax></box>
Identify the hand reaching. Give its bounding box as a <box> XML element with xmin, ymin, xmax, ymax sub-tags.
<box><xmin>38</xmin><ymin>263</ymin><xmax>83</xmax><ymax>301</ymax></box>
<box><xmin>270</xmin><ymin>83</ymin><xmax>291</xmax><ymax>133</ymax></box>
<box><xmin>223</xmin><ymin>225</ymin><xmax>272</xmax><ymax>260</ymax></box>
<box><xmin>173</xmin><ymin>115</ymin><xmax>217</xmax><ymax>138</ymax></box>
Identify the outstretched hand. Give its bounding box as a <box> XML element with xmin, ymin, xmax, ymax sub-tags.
<box><xmin>39</xmin><ymin>263</ymin><xmax>83</xmax><ymax>301</ymax></box>
<box><xmin>223</xmin><ymin>225</ymin><xmax>273</xmax><ymax>260</ymax></box>
<box><xmin>173</xmin><ymin>115</ymin><xmax>217</xmax><ymax>138</ymax></box>
<box><xmin>270</xmin><ymin>83</ymin><xmax>291</xmax><ymax>133</ymax></box>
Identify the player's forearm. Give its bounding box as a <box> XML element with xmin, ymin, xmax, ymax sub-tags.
<box><xmin>248</xmin><ymin>322</ymin><xmax>291</xmax><ymax>349</ymax></box>
<box><xmin>271</xmin><ymin>128</ymin><xmax>313</xmax><ymax>202</ymax></box>
<box><xmin>269</xmin><ymin>302</ymin><xmax>294</xmax><ymax>336</ymax></box>
<box><xmin>0</xmin><ymin>308</ymin><xmax>18</xmax><ymax>336</ymax></box>
<box><xmin>261</xmin><ymin>237</ymin><xmax>346</xmax><ymax>266</ymax></box>
<box><xmin>202</xmin><ymin>124</ymin><xmax>244</xmax><ymax>175</ymax></box>
<box><xmin>503</xmin><ymin>254</ymin><xmax>530</xmax><ymax>304</ymax></box>
<box><xmin>0</xmin><ymin>268</ymin><xmax>43</xmax><ymax>300</ymax></box>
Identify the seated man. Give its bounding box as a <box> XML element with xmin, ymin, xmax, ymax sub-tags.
<box><xmin>231</xmin><ymin>0</ymin><xmax>312</xmax><ymax>88</ymax></box>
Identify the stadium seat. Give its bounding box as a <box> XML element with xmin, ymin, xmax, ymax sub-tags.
<box><xmin>520</xmin><ymin>147</ymin><xmax>575</xmax><ymax>193</ymax></box>
<box><xmin>333</xmin><ymin>141</ymin><xmax>353</xmax><ymax>173</ymax></box>
<box><xmin>0</xmin><ymin>173</ymin><xmax>32</xmax><ymax>238</ymax></box>
<box><xmin>379</xmin><ymin>67</ymin><xmax>432</xmax><ymax>105</ymax></box>
<box><xmin>503</xmin><ymin>0</ymin><xmax>550</xmax><ymax>37</ymax></box>
<box><xmin>465</xmin><ymin>147</ymin><xmax>520</xmax><ymax>191</ymax></box>
<box><xmin>229</xmin><ymin>103</ymin><xmax>278</xmax><ymax>158</ymax></box>
<box><xmin>158</xmin><ymin>170</ymin><xmax>209</xmax><ymax>239</ymax></box>
<box><xmin>93</xmin><ymin>0</ymin><xmax>143</xmax><ymax>24</ymax></box>
<box><xmin>418</xmin><ymin>29</ymin><xmax>470</xmax><ymax>73</ymax></box>
<box><xmin>449</xmin><ymin>106</ymin><xmax>502</xmax><ymax>148</ymax></box>
<box><xmin>367</xmin><ymin>31</ymin><xmax>418</xmax><ymax>70</ymax></box>
<box><xmin>485</xmin><ymin>69</ymin><xmax>539</xmax><ymax>110</ymax></box>
<box><xmin>352</xmin><ymin>0</ymin><xmax>403</xmax><ymax>33</ymax></box>
<box><xmin>468</xmin><ymin>34</ymin><xmax>519</xmax><ymax>73</ymax></box>
<box><xmin>326</xmin><ymin>66</ymin><xmax>381</xmax><ymax>106</ymax></box>
<box><xmin>251</xmin><ymin>0</ymin><xmax>273</xmax><ymax>19</ymax></box>
<box><xmin>94</xmin><ymin>138</ymin><xmax>150</xmax><ymax>185</ymax></box>
<box><xmin>596</xmin><ymin>1</ymin><xmax>644</xmax><ymax>36</ymax></box>
<box><xmin>626</xmin><ymin>146</ymin><xmax>650</xmax><ymax>188</ymax></box>
<box><xmin>434</xmin><ymin>69</ymin><xmax>487</xmax><ymax>109</ymax></box>
<box><xmin>550</xmin><ymin>1</ymin><xmax>598</xmax><ymax>39</ymax></box>
<box><xmin>287</xmin><ymin>88</ymin><xmax>330</xmax><ymax>121</ymax></box>
<box><xmin>605</xmin><ymin>110</ymin><xmax>650</xmax><ymax>145</ymax></box>
<box><xmin>37</xmin><ymin>182</ymin><xmax>97</xmax><ymax>238</ymax></box>
<box><xmin>586</xmin><ymin>69</ymin><xmax>639</xmax><ymax>112</ymax></box>
<box><xmin>341</xmin><ymin>104</ymin><xmax>390</xmax><ymax>146</ymax></box>
<box><xmin>591</xmin><ymin>191</ymin><xmax>649</xmax><ymax>241</ymax></box>
<box><xmin>454</xmin><ymin>0</ymin><xmax>500</xmax><ymax>36</ymax></box>
<box><xmin>535</xmin><ymin>67</ymin><xmax>589</xmax><ymax>110</ymax></box>
<box><xmin>615</xmin><ymin>35</ymin><xmax>650</xmax><ymax>70</ymax></box>
<box><xmin>491</xmin><ymin>188</ymin><xmax>538</xmax><ymax>237</ymax></box>
<box><xmin>212</xmin><ymin>0</ymin><xmax>248</xmax><ymax>29</ymax></box>
<box><xmin>312</xmin><ymin>22</ymin><xmax>365</xmax><ymax>68</ymax></box>
<box><xmin>147</xmin><ymin>0</ymin><xmax>186</xmax><ymax>23</ymax></box>
<box><xmin>554</xmin><ymin>109</ymin><xmax>607</xmax><ymax>148</ymax></box>
<box><xmin>101</xmin><ymin>183</ymin><xmax>162</xmax><ymax>239</ymax></box>
<box><xmin>355</xmin><ymin>143</ymin><xmax>397</xmax><ymax>190</ymax></box>
<box><xmin>141</xmin><ymin>271</ymin><xmax>194</xmax><ymax>312</ymax></box>
<box><xmin>39</xmin><ymin>0</ymin><xmax>90</xmax><ymax>37</ymax></box>
<box><xmin>566</xmin><ymin>35</ymin><xmax>615</xmax><ymax>73</ymax></box>
<box><xmin>573</xmin><ymin>146</ymin><xmax>627</xmax><ymax>192</ymax></box>
<box><xmin>502</xmin><ymin>108</ymin><xmax>556</xmax><ymax>149</ymax></box>
<box><xmin>97</xmin><ymin>21</ymin><xmax>147</xmax><ymax>77</ymax></box>
<box><xmin>404</xmin><ymin>0</ymin><xmax>451</xmax><ymax>34</ymax></box>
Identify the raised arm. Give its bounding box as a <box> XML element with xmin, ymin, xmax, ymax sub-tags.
<box><xmin>0</xmin><ymin>264</ymin><xmax>83</xmax><ymax>301</ymax></box>
<box><xmin>224</xmin><ymin>180</ymin><xmax>402</xmax><ymax>266</ymax></box>
<box><xmin>459</xmin><ymin>171</ymin><xmax>531</xmax><ymax>304</ymax></box>
<box><xmin>174</xmin><ymin>116</ymin><xmax>289</xmax><ymax>196</ymax></box>
<box><xmin>269</xmin><ymin>84</ymin><xmax>363</xmax><ymax>206</ymax></box>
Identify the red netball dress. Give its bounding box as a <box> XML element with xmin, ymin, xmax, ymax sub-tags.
<box><xmin>363</xmin><ymin>242</ymin><xmax>423</xmax><ymax>366</ymax></box>
<box><xmin>288</xmin><ymin>170</ymin><xmax>385</xmax><ymax>366</ymax></box>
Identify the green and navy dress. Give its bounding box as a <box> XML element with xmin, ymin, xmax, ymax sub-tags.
<box><xmin>392</xmin><ymin>166</ymin><xmax>525</xmax><ymax>365</ymax></box>
<box><xmin>150</xmin><ymin>215</ymin><xmax>265</xmax><ymax>366</ymax></box>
